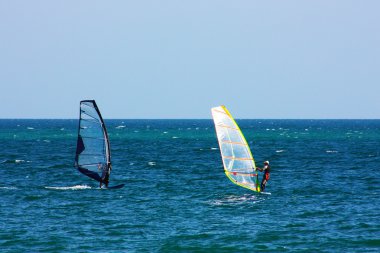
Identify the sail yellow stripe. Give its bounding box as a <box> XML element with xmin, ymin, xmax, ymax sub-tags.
<box><xmin>213</xmin><ymin>109</ymin><xmax>229</xmax><ymax>115</ymax></box>
<box><xmin>222</xmin><ymin>156</ymin><xmax>253</xmax><ymax>161</ymax></box>
<box><xmin>221</xmin><ymin>140</ymin><xmax>247</xmax><ymax>146</ymax></box>
<box><xmin>216</xmin><ymin>124</ymin><xmax>239</xmax><ymax>131</ymax></box>
<box><xmin>226</xmin><ymin>171</ymin><xmax>258</xmax><ymax>177</ymax></box>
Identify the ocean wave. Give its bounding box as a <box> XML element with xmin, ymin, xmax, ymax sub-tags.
<box><xmin>276</xmin><ymin>150</ymin><xmax>285</xmax><ymax>153</ymax></box>
<box><xmin>326</xmin><ymin>150</ymin><xmax>338</xmax><ymax>153</ymax></box>
<box><xmin>48</xmin><ymin>164</ymin><xmax>69</xmax><ymax>169</ymax></box>
<box><xmin>45</xmin><ymin>185</ymin><xmax>92</xmax><ymax>190</ymax></box>
<box><xmin>148</xmin><ymin>162</ymin><xmax>156</xmax><ymax>166</ymax></box>
<box><xmin>116</xmin><ymin>125</ymin><xmax>126</xmax><ymax>129</ymax></box>
<box><xmin>199</xmin><ymin>147</ymin><xmax>218</xmax><ymax>151</ymax></box>
<box><xmin>1</xmin><ymin>159</ymin><xmax>27</xmax><ymax>164</ymax></box>
<box><xmin>0</xmin><ymin>186</ymin><xmax>17</xmax><ymax>190</ymax></box>
<box><xmin>209</xmin><ymin>194</ymin><xmax>265</xmax><ymax>206</ymax></box>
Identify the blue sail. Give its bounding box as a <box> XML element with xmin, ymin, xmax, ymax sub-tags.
<box><xmin>74</xmin><ymin>100</ymin><xmax>111</xmax><ymax>183</ymax></box>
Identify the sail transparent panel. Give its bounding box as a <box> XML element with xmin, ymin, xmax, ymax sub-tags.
<box><xmin>75</xmin><ymin>100</ymin><xmax>110</xmax><ymax>182</ymax></box>
<box><xmin>211</xmin><ymin>106</ymin><xmax>259</xmax><ymax>192</ymax></box>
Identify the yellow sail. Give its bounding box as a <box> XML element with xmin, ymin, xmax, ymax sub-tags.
<box><xmin>211</xmin><ymin>106</ymin><xmax>260</xmax><ymax>192</ymax></box>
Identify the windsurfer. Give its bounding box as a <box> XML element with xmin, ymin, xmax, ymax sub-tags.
<box><xmin>257</xmin><ymin>161</ymin><xmax>270</xmax><ymax>191</ymax></box>
<box><xmin>99</xmin><ymin>164</ymin><xmax>111</xmax><ymax>188</ymax></box>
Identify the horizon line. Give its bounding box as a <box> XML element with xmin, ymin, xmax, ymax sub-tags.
<box><xmin>0</xmin><ymin>118</ymin><xmax>379</xmax><ymax>120</ymax></box>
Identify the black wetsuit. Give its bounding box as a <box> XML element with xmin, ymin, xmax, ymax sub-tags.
<box><xmin>100</xmin><ymin>165</ymin><xmax>110</xmax><ymax>188</ymax></box>
<box><xmin>261</xmin><ymin>165</ymin><xmax>270</xmax><ymax>191</ymax></box>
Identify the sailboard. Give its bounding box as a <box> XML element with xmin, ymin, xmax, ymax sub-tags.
<box><xmin>211</xmin><ymin>105</ymin><xmax>261</xmax><ymax>192</ymax></box>
<box><xmin>74</xmin><ymin>100</ymin><xmax>124</xmax><ymax>189</ymax></box>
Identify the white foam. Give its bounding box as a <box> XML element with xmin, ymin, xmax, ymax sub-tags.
<box><xmin>15</xmin><ymin>159</ymin><xmax>25</xmax><ymax>163</ymax></box>
<box><xmin>116</xmin><ymin>125</ymin><xmax>126</xmax><ymax>129</ymax></box>
<box><xmin>0</xmin><ymin>186</ymin><xmax>17</xmax><ymax>190</ymax></box>
<box><xmin>276</xmin><ymin>150</ymin><xmax>285</xmax><ymax>153</ymax></box>
<box><xmin>27</xmin><ymin>127</ymin><xmax>34</xmax><ymax>130</ymax></box>
<box><xmin>45</xmin><ymin>185</ymin><xmax>91</xmax><ymax>190</ymax></box>
<box><xmin>211</xmin><ymin>147</ymin><xmax>218</xmax><ymax>150</ymax></box>
<box><xmin>148</xmin><ymin>162</ymin><xmax>156</xmax><ymax>166</ymax></box>
<box><xmin>326</xmin><ymin>150</ymin><xmax>338</xmax><ymax>153</ymax></box>
<box><xmin>210</xmin><ymin>194</ymin><xmax>263</xmax><ymax>206</ymax></box>
<box><xmin>172</xmin><ymin>136</ymin><xmax>179</xmax><ymax>139</ymax></box>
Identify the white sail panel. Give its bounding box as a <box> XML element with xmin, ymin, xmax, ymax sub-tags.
<box><xmin>211</xmin><ymin>105</ymin><xmax>259</xmax><ymax>192</ymax></box>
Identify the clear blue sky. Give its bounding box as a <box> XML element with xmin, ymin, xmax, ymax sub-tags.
<box><xmin>0</xmin><ymin>1</ymin><xmax>379</xmax><ymax>119</ymax></box>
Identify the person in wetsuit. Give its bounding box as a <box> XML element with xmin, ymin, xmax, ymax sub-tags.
<box><xmin>99</xmin><ymin>163</ymin><xmax>111</xmax><ymax>188</ymax></box>
<box><xmin>257</xmin><ymin>161</ymin><xmax>270</xmax><ymax>191</ymax></box>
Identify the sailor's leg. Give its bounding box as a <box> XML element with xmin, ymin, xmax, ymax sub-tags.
<box><xmin>261</xmin><ymin>179</ymin><xmax>267</xmax><ymax>191</ymax></box>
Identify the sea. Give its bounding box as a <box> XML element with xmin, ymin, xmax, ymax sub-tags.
<box><xmin>0</xmin><ymin>119</ymin><xmax>379</xmax><ymax>252</ymax></box>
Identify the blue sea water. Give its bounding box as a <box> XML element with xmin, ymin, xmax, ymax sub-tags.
<box><xmin>0</xmin><ymin>119</ymin><xmax>379</xmax><ymax>252</ymax></box>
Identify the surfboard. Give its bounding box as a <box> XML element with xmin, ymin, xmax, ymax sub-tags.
<box><xmin>106</xmin><ymin>184</ymin><xmax>125</xmax><ymax>189</ymax></box>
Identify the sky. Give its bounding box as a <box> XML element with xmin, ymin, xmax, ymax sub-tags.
<box><xmin>0</xmin><ymin>1</ymin><xmax>379</xmax><ymax>119</ymax></box>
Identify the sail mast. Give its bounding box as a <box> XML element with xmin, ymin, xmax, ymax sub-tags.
<box><xmin>91</xmin><ymin>101</ymin><xmax>111</xmax><ymax>167</ymax></box>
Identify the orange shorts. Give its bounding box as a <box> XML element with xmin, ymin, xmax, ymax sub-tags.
<box><xmin>265</xmin><ymin>173</ymin><xmax>270</xmax><ymax>181</ymax></box>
